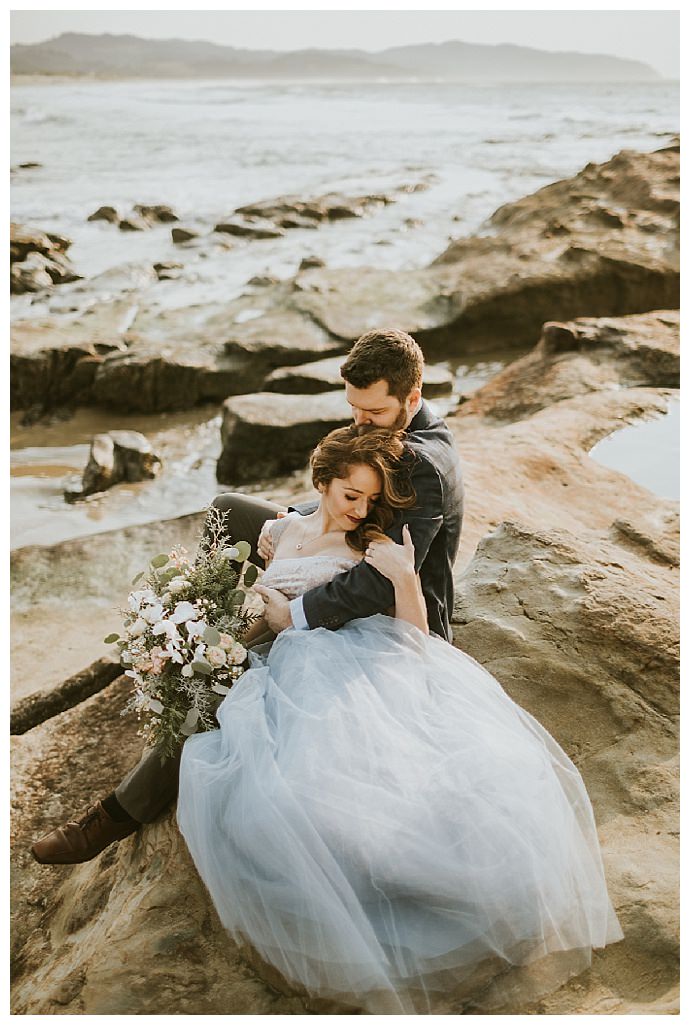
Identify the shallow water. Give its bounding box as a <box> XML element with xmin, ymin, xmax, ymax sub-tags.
<box><xmin>10</xmin><ymin>352</ymin><xmax>510</xmax><ymax>550</ymax></box>
<box><xmin>589</xmin><ymin>398</ymin><xmax>680</xmax><ymax>500</ymax></box>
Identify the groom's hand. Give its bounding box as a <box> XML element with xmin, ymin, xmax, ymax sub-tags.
<box><xmin>254</xmin><ymin>584</ymin><xmax>293</xmax><ymax>634</ymax></box>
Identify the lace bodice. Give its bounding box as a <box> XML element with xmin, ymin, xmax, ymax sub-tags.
<box><xmin>259</xmin><ymin>513</ymin><xmax>359</xmax><ymax>599</ymax></box>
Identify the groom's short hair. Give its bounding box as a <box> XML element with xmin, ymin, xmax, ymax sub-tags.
<box><xmin>340</xmin><ymin>329</ymin><xmax>424</xmax><ymax>402</ymax></box>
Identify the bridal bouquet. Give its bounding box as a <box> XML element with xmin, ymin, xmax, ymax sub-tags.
<box><xmin>106</xmin><ymin>508</ymin><xmax>262</xmax><ymax>758</ymax></box>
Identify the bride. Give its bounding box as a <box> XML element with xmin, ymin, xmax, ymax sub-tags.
<box><xmin>177</xmin><ymin>426</ymin><xmax>623</xmax><ymax>1014</ymax></box>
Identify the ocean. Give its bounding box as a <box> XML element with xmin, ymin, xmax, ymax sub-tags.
<box><xmin>11</xmin><ymin>78</ymin><xmax>679</xmax><ymax>314</ymax></box>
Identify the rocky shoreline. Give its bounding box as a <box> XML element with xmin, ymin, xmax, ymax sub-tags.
<box><xmin>10</xmin><ymin>140</ymin><xmax>679</xmax><ymax>418</ymax></box>
<box><xmin>10</xmin><ymin>142</ymin><xmax>679</xmax><ymax>1014</ymax></box>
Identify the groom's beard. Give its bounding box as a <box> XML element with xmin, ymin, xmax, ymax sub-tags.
<box><xmin>393</xmin><ymin>401</ymin><xmax>412</xmax><ymax>432</ymax></box>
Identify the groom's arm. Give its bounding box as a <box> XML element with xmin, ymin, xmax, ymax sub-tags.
<box><xmin>296</xmin><ymin>458</ymin><xmax>444</xmax><ymax>631</ymax></box>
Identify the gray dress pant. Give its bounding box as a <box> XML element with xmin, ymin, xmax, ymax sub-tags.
<box><xmin>115</xmin><ymin>491</ymin><xmax>283</xmax><ymax>822</ymax></box>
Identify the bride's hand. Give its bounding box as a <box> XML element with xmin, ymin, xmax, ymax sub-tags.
<box><xmin>364</xmin><ymin>524</ymin><xmax>417</xmax><ymax>584</ymax></box>
<box><xmin>257</xmin><ymin>509</ymin><xmax>288</xmax><ymax>562</ymax></box>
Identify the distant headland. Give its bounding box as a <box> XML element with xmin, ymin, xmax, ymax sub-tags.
<box><xmin>11</xmin><ymin>33</ymin><xmax>661</xmax><ymax>83</ymax></box>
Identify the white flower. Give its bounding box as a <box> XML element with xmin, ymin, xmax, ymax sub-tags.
<box><xmin>185</xmin><ymin>618</ymin><xmax>208</xmax><ymax>641</ymax></box>
<box><xmin>164</xmin><ymin>641</ymin><xmax>184</xmax><ymax>664</ymax></box>
<box><xmin>152</xmin><ymin>620</ymin><xmax>181</xmax><ymax>645</ymax></box>
<box><xmin>128</xmin><ymin>587</ymin><xmax>158</xmax><ymax>613</ymax></box>
<box><xmin>206</xmin><ymin>645</ymin><xmax>227</xmax><ymax>669</ymax></box>
<box><xmin>140</xmin><ymin>602</ymin><xmax>165</xmax><ymax>624</ymax></box>
<box><xmin>218</xmin><ymin>632</ymin><xmax>234</xmax><ymax>651</ymax></box>
<box><xmin>169</xmin><ymin>580</ymin><xmax>191</xmax><ymax>597</ymax></box>
<box><xmin>128</xmin><ymin>618</ymin><xmax>148</xmax><ymax>638</ymax></box>
<box><xmin>169</xmin><ymin>601</ymin><xmax>198</xmax><ymax>624</ymax></box>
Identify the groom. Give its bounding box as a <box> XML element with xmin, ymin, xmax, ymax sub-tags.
<box><xmin>31</xmin><ymin>328</ymin><xmax>464</xmax><ymax>865</ymax></box>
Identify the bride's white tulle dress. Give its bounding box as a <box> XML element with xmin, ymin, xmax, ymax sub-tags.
<box><xmin>177</xmin><ymin>543</ymin><xmax>622</xmax><ymax>1013</ymax></box>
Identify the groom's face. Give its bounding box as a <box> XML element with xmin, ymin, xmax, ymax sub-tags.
<box><xmin>345</xmin><ymin>379</ymin><xmax>418</xmax><ymax>430</ymax></box>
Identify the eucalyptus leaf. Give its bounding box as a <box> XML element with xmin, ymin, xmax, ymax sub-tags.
<box><xmin>203</xmin><ymin>626</ymin><xmax>222</xmax><ymax>646</ymax></box>
<box><xmin>160</xmin><ymin>567</ymin><xmax>181</xmax><ymax>584</ymax></box>
<box><xmin>180</xmin><ymin>720</ymin><xmax>199</xmax><ymax>737</ymax></box>
<box><xmin>229</xmin><ymin>589</ymin><xmax>245</xmax><ymax>606</ymax></box>
<box><xmin>234</xmin><ymin>540</ymin><xmax>251</xmax><ymax>563</ymax></box>
<box><xmin>103</xmin><ymin>632</ymin><xmax>120</xmax><ymax>644</ymax></box>
<box><xmin>211</xmin><ymin>683</ymin><xmax>230</xmax><ymax>696</ymax></box>
<box><xmin>150</xmin><ymin>554</ymin><xmax>169</xmax><ymax>569</ymax></box>
<box><xmin>183</xmin><ymin>707</ymin><xmax>200</xmax><ymax>728</ymax></box>
<box><xmin>191</xmin><ymin>660</ymin><xmax>213</xmax><ymax>676</ymax></box>
<box><xmin>131</xmin><ymin>571</ymin><xmax>144</xmax><ymax>586</ymax></box>
<box><xmin>243</xmin><ymin>564</ymin><xmax>258</xmax><ymax>587</ymax></box>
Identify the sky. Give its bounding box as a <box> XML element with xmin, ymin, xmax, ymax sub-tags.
<box><xmin>9</xmin><ymin>10</ymin><xmax>680</xmax><ymax>79</ymax></box>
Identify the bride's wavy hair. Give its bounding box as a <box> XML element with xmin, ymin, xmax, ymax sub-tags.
<box><xmin>310</xmin><ymin>425</ymin><xmax>417</xmax><ymax>554</ymax></box>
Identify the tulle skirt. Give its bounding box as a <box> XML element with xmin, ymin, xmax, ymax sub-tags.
<box><xmin>177</xmin><ymin>615</ymin><xmax>622</xmax><ymax>1013</ymax></box>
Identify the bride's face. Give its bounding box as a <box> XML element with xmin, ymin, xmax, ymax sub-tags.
<box><xmin>320</xmin><ymin>463</ymin><xmax>382</xmax><ymax>531</ymax></box>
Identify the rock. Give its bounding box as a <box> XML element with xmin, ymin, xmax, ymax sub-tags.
<box><xmin>64</xmin><ymin>430</ymin><xmax>162</xmax><ymax>502</ymax></box>
<box><xmin>298</xmin><ymin>256</ymin><xmax>325</xmax><ymax>271</ymax></box>
<box><xmin>247</xmin><ymin>274</ymin><xmax>280</xmax><ymax>287</ymax></box>
<box><xmin>11</xmin><ymin>251</ymin><xmax>81</xmax><ymax>294</ymax></box>
<box><xmin>118</xmin><ymin>215</ymin><xmax>150</xmax><ymax>232</ymax></box>
<box><xmin>217</xmin><ymin>391</ymin><xmax>350</xmax><ymax>483</ymax></box>
<box><xmin>450</xmin><ymin>518</ymin><xmax>678</xmax><ymax>1013</ymax></box>
<box><xmin>263</xmin><ymin>354</ymin><xmax>453</xmax><ymax>397</ymax></box>
<box><xmin>214</xmin><ymin>219</ymin><xmax>285</xmax><ymax>240</ymax></box>
<box><xmin>87</xmin><ymin>206</ymin><xmax>119</xmax><ymax>224</ymax></box>
<box><xmin>456</xmin><ymin>310</ymin><xmax>679</xmax><ymax>422</ymax></box>
<box><xmin>133</xmin><ymin>204</ymin><xmax>179</xmax><ymax>223</ymax></box>
<box><xmin>171</xmin><ymin>226</ymin><xmax>200</xmax><ymax>244</ymax></box>
<box><xmin>287</xmin><ymin>157</ymin><xmax>678</xmax><ymax>350</ymax></box>
<box><xmin>10</xmin><ymin>252</ymin><xmax>54</xmax><ymax>294</ymax></box>
<box><xmin>220</xmin><ymin>306</ymin><xmax>349</xmax><ymax>372</ymax></box>
<box><xmin>153</xmin><ymin>261</ymin><xmax>183</xmax><ymax>281</ymax></box>
<box><xmin>10</xmin><ymin>223</ymin><xmax>72</xmax><ymax>262</ymax></box>
<box><xmin>278</xmin><ymin>214</ymin><xmax>319</xmax><ymax>230</ymax></box>
<box><xmin>10</xmin><ymin>656</ymin><xmax>122</xmax><ymax>735</ymax></box>
<box><xmin>287</xmin><ymin>264</ymin><xmax>467</xmax><ymax>344</ymax></box>
<box><xmin>235</xmin><ymin>190</ymin><xmax>393</xmax><ymax>227</ymax></box>
<box><xmin>89</xmin><ymin>205</ymin><xmax>179</xmax><ymax>229</ymax></box>
<box><xmin>10</xmin><ymin>300</ymin><xmax>135</xmax><ymax>411</ymax></box>
<box><xmin>10</xmin><ymin>222</ymin><xmax>80</xmax><ymax>295</ymax></box>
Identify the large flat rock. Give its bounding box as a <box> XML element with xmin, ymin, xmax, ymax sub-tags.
<box><xmin>217</xmin><ymin>391</ymin><xmax>351</xmax><ymax>483</ymax></box>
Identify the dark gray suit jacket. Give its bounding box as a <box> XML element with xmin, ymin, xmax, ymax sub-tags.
<box><xmin>294</xmin><ymin>400</ymin><xmax>464</xmax><ymax>641</ymax></box>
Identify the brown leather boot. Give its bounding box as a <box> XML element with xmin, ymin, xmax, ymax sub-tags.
<box><xmin>30</xmin><ymin>801</ymin><xmax>138</xmax><ymax>865</ymax></box>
